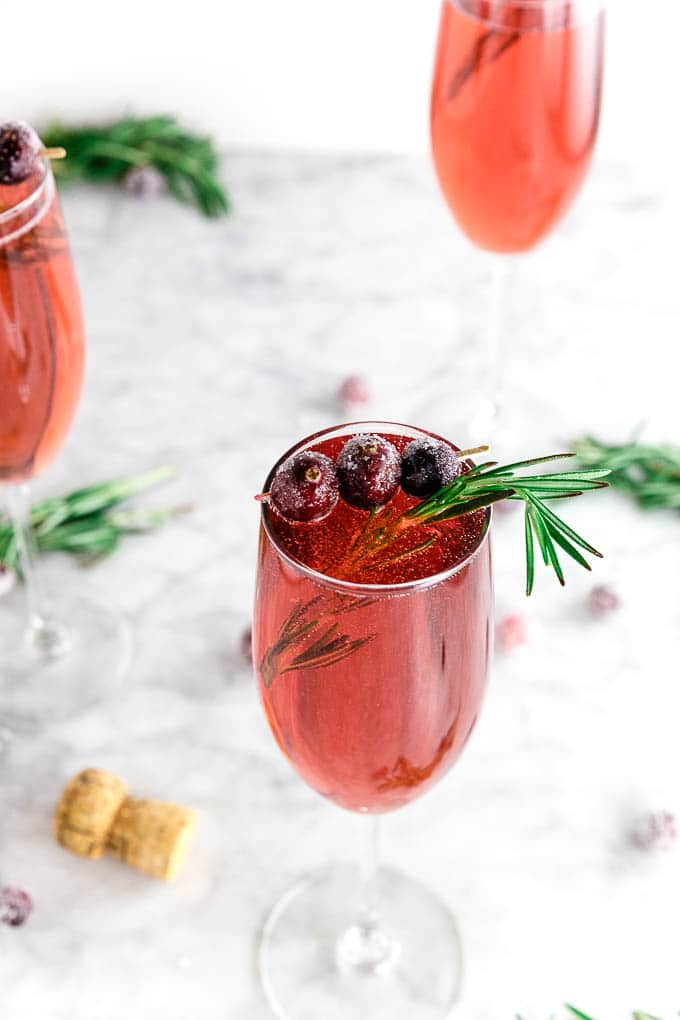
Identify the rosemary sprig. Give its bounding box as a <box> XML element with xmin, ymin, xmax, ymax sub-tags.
<box><xmin>41</xmin><ymin>115</ymin><xmax>229</xmax><ymax>218</ymax></box>
<box><xmin>0</xmin><ymin>467</ymin><xmax>187</xmax><ymax>576</ymax></box>
<box><xmin>565</xmin><ymin>1008</ymin><xmax>664</xmax><ymax>1020</ymax></box>
<box><xmin>447</xmin><ymin>27</ymin><xmax>520</xmax><ymax>100</ymax></box>
<box><xmin>259</xmin><ymin>594</ymin><xmax>377</xmax><ymax>688</ymax></box>
<box><xmin>340</xmin><ymin>454</ymin><xmax>608</xmax><ymax>596</ymax></box>
<box><xmin>574</xmin><ymin>435</ymin><xmax>680</xmax><ymax>512</ymax></box>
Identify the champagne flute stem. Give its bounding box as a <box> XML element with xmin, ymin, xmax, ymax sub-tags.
<box><xmin>5</xmin><ymin>482</ymin><xmax>70</xmax><ymax>658</ymax></box>
<box><xmin>358</xmin><ymin>814</ymin><xmax>381</xmax><ymax>934</ymax></box>
<box><xmin>337</xmin><ymin>815</ymin><xmax>397</xmax><ymax>973</ymax></box>
<box><xmin>486</xmin><ymin>254</ymin><xmax>512</xmax><ymax>418</ymax></box>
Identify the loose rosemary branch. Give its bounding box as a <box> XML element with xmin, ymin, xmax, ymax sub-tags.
<box><xmin>41</xmin><ymin>115</ymin><xmax>229</xmax><ymax>218</ymax></box>
<box><xmin>564</xmin><ymin>1007</ymin><xmax>664</xmax><ymax>1020</ymax></box>
<box><xmin>0</xmin><ymin>467</ymin><xmax>187</xmax><ymax>576</ymax></box>
<box><xmin>574</xmin><ymin>435</ymin><xmax>680</xmax><ymax>512</ymax></box>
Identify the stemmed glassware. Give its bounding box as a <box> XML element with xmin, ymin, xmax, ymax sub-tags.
<box><xmin>430</xmin><ymin>0</ymin><xmax>605</xmax><ymax>431</ymax></box>
<box><xmin>253</xmin><ymin>422</ymin><xmax>493</xmax><ymax>1020</ymax></box>
<box><xmin>0</xmin><ymin>157</ymin><xmax>130</xmax><ymax>718</ymax></box>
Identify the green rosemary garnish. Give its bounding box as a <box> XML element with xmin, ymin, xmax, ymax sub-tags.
<box><xmin>574</xmin><ymin>435</ymin><xmax>680</xmax><ymax>512</ymax></box>
<box><xmin>0</xmin><ymin>467</ymin><xmax>187</xmax><ymax>576</ymax></box>
<box><xmin>332</xmin><ymin>454</ymin><xmax>609</xmax><ymax>596</ymax></box>
<box><xmin>42</xmin><ymin>115</ymin><xmax>229</xmax><ymax>218</ymax></box>
<box><xmin>565</xmin><ymin>1008</ymin><xmax>664</xmax><ymax>1020</ymax></box>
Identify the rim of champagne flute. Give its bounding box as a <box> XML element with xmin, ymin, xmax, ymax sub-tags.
<box><xmin>260</xmin><ymin>421</ymin><xmax>492</xmax><ymax>596</ymax></box>
<box><xmin>455</xmin><ymin>0</ymin><xmax>604</xmax><ymax>7</ymax></box>
<box><xmin>0</xmin><ymin>158</ymin><xmax>54</xmax><ymax>245</ymax></box>
<box><xmin>451</xmin><ymin>0</ymin><xmax>605</xmax><ymax>19</ymax></box>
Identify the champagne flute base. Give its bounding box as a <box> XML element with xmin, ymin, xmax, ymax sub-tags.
<box><xmin>0</xmin><ymin>596</ymin><xmax>132</xmax><ymax>721</ymax></box>
<box><xmin>258</xmin><ymin>863</ymin><xmax>463</xmax><ymax>1020</ymax></box>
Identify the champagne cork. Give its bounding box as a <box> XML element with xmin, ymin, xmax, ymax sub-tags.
<box><xmin>54</xmin><ymin>768</ymin><xmax>128</xmax><ymax>860</ymax></box>
<box><xmin>54</xmin><ymin>769</ymin><xmax>197</xmax><ymax>882</ymax></box>
<box><xmin>107</xmin><ymin>797</ymin><xmax>196</xmax><ymax>882</ymax></box>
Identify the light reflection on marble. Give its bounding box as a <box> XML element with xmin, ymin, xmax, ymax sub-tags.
<box><xmin>0</xmin><ymin>152</ymin><xmax>678</xmax><ymax>1019</ymax></box>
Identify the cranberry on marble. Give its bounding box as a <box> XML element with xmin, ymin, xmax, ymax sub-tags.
<box><xmin>0</xmin><ymin>887</ymin><xmax>33</xmax><ymax>927</ymax></box>
<box><xmin>632</xmin><ymin>811</ymin><xmax>677</xmax><ymax>852</ymax></box>
<box><xmin>338</xmin><ymin>375</ymin><xmax>371</xmax><ymax>408</ymax></box>
<box><xmin>588</xmin><ymin>584</ymin><xmax>620</xmax><ymax>617</ymax></box>
<box><xmin>496</xmin><ymin>613</ymin><xmax>528</xmax><ymax>653</ymax></box>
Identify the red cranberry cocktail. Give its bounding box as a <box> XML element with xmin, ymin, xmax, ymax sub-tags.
<box><xmin>255</xmin><ymin>425</ymin><xmax>492</xmax><ymax>814</ymax></box>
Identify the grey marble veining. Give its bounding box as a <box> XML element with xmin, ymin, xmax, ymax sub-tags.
<box><xmin>0</xmin><ymin>152</ymin><xmax>678</xmax><ymax>1019</ymax></box>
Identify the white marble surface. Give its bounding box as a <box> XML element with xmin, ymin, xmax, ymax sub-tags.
<box><xmin>1</xmin><ymin>152</ymin><xmax>679</xmax><ymax>1019</ymax></box>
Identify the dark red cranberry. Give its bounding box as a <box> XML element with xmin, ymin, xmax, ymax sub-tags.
<box><xmin>400</xmin><ymin>438</ymin><xmax>462</xmax><ymax>498</ymax></box>
<box><xmin>0</xmin><ymin>122</ymin><xmax>41</xmax><ymax>185</ymax></box>
<box><xmin>0</xmin><ymin>886</ymin><xmax>33</xmax><ymax>927</ymax></box>
<box><xmin>336</xmin><ymin>434</ymin><xmax>401</xmax><ymax>510</ymax></box>
<box><xmin>269</xmin><ymin>450</ymin><xmax>339</xmax><ymax>522</ymax></box>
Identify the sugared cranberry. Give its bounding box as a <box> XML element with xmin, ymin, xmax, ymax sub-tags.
<box><xmin>0</xmin><ymin>122</ymin><xmax>41</xmax><ymax>185</ymax></box>
<box><xmin>336</xmin><ymin>434</ymin><xmax>401</xmax><ymax>510</ymax></box>
<box><xmin>0</xmin><ymin>886</ymin><xmax>33</xmax><ymax>927</ymax></box>
<box><xmin>632</xmin><ymin>811</ymin><xmax>677</xmax><ymax>852</ymax></box>
<box><xmin>124</xmin><ymin>165</ymin><xmax>166</xmax><ymax>198</ymax></box>
<box><xmin>496</xmin><ymin>613</ymin><xmax>528</xmax><ymax>653</ymax></box>
<box><xmin>338</xmin><ymin>375</ymin><xmax>371</xmax><ymax>409</ymax></box>
<box><xmin>400</xmin><ymin>438</ymin><xmax>462</xmax><ymax>498</ymax></box>
<box><xmin>269</xmin><ymin>450</ymin><xmax>339</xmax><ymax>523</ymax></box>
<box><xmin>588</xmin><ymin>584</ymin><xmax>620</xmax><ymax>617</ymax></box>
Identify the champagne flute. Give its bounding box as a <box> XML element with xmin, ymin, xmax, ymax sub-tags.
<box><xmin>430</xmin><ymin>0</ymin><xmax>605</xmax><ymax>431</ymax></box>
<box><xmin>0</xmin><ymin>142</ymin><xmax>130</xmax><ymax>718</ymax></box>
<box><xmin>253</xmin><ymin>421</ymin><xmax>493</xmax><ymax>1020</ymax></box>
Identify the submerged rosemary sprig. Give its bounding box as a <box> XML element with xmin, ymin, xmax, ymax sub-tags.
<box><xmin>447</xmin><ymin>26</ymin><xmax>520</xmax><ymax>100</ymax></box>
<box><xmin>331</xmin><ymin>454</ymin><xmax>609</xmax><ymax>596</ymax></box>
<box><xmin>574</xmin><ymin>435</ymin><xmax>680</xmax><ymax>512</ymax></box>
<box><xmin>41</xmin><ymin>115</ymin><xmax>229</xmax><ymax>218</ymax></box>
<box><xmin>259</xmin><ymin>594</ymin><xmax>377</xmax><ymax>688</ymax></box>
<box><xmin>0</xmin><ymin>467</ymin><xmax>187</xmax><ymax>576</ymax></box>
